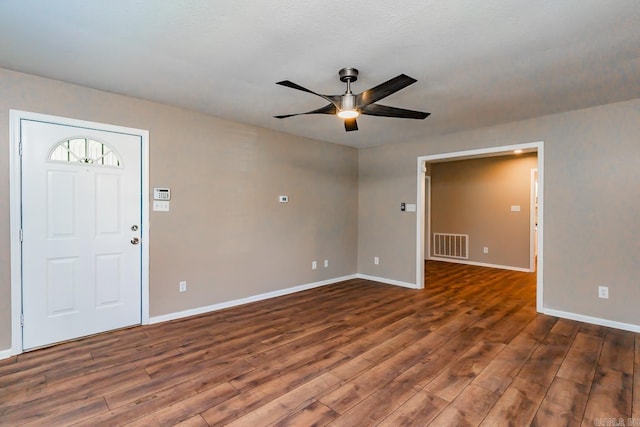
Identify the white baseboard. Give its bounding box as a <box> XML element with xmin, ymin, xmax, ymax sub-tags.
<box><xmin>428</xmin><ymin>257</ymin><xmax>531</xmax><ymax>273</ymax></box>
<box><xmin>542</xmin><ymin>308</ymin><xmax>640</xmax><ymax>333</ymax></box>
<box><xmin>149</xmin><ymin>274</ymin><xmax>358</xmax><ymax>324</ymax></box>
<box><xmin>0</xmin><ymin>348</ymin><xmax>13</xmax><ymax>361</ymax></box>
<box><xmin>355</xmin><ymin>274</ymin><xmax>418</xmax><ymax>289</ymax></box>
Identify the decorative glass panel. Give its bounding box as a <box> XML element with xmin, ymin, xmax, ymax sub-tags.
<box><xmin>49</xmin><ymin>138</ymin><xmax>121</xmax><ymax>167</ymax></box>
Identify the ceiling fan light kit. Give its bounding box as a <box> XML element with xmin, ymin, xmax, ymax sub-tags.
<box><xmin>337</xmin><ymin>94</ymin><xmax>358</xmax><ymax>118</ymax></box>
<box><xmin>275</xmin><ymin>67</ymin><xmax>430</xmax><ymax>132</ymax></box>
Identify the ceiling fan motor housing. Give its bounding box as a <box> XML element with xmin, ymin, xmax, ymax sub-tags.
<box><xmin>341</xmin><ymin>93</ymin><xmax>356</xmax><ymax>110</ymax></box>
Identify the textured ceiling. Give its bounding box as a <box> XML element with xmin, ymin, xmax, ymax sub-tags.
<box><xmin>1</xmin><ymin>1</ymin><xmax>639</xmax><ymax>148</ymax></box>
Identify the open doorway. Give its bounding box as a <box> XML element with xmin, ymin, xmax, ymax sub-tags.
<box><xmin>425</xmin><ymin>152</ymin><xmax>536</xmax><ymax>271</ymax></box>
<box><xmin>416</xmin><ymin>141</ymin><xmax>544</xmax><ymax>312</ymax></box>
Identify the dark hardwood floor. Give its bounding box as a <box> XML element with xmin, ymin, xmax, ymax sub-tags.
<box><xmin>1</xmin><ymin>261</ymin><xmax>637</xmax><ymax>426</ymax></box>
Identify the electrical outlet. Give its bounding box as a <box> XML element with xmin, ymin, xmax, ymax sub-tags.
<box><xmin>324</xmin><ymin>259</ymin><xmax>328</xmax><ymax>268</ymax></box>
<box><xmin>312</xmin><ymin>261</ymin><xmax>317</xmax><ymax>270</ymax></box>
<box><xmin>374</xmin><ymin>256</ymin><xmax>379</xmax><ymax>265</ymax></box>
<box><xmin>483</xmin><ymin>247</ymin><xmax>489</xmax><ymax>254</ymax></box>
<box><xmin>179</xmin><ymin>281</ymin><xmax>187</xmax><ymax>292</ymax></box>
<box><xmin>598</xmin><ymin>286</ymin><xmax>609</xmax><ymax>299</ymax></box>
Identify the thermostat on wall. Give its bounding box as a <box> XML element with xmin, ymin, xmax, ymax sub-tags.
<box><xmin>154</xmin><ymin>188</ymin><xmax>171</xmax><ymax>201</ymax></box>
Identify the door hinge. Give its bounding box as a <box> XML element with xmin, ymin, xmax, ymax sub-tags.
<box><xmin>19</xmin><ymin>228</ymin><xmax>23</xmax><ymax>242</ymax></box>
<box><xmin>19</xmin><ymin>141</ymin><xmax>23</xmax><ymax>156</ymax></box>
<box><xmin>20</xmin><ymin>314</ymin><xmax>24</xmax><ymax>327</ymax></box>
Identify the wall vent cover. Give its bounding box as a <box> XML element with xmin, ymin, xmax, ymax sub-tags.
<box><xmin>433</xmin><ymin>233</ymin><xmax>469</xmax><ymax>259</ymax></box>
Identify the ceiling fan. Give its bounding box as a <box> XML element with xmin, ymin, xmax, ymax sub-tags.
<box><xmin>274</xmin><ymin>67</ymin><xmax>430</xmax><ymax>132</ymax></box>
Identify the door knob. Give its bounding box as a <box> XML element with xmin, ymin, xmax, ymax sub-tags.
<box><xmin>131</xmin><ymin>237</ymin><xmax>140</xmax><ymax>245</ymax></box>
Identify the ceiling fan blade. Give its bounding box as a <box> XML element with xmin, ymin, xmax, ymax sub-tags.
<box><xmin>276</xmin><ymin>80</ymin><xmax>341</xmax><ymax>105</ymax></box>
<box><xmin>344</xmin><ymin>118</ymin><xmax>358</xmax><ymax>132</ymax></box>
<box><xmin>360</xmin><ymin>103</ymin><xmax>430</xmax><ymax>119</ymax></box>
<box><xmin>356</xmin><ymin>74</ymin><xmax>417</xmax><ymax>108</ymax></box>
<box><xmin>274</xmin><ymin>103</ymin><xmax>337</xmax><ymax>119</ymax></box>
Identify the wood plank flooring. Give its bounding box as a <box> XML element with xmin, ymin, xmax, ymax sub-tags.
<box><xmin>1</xmin><ymin>261</ymin><xmax>637</xmax><ymax>426</ymax></box>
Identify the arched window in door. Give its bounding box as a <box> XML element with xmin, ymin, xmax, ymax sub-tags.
<box><xmin>49</xmin><ymin>138</ymin><xmax>121</xmax><ymax>167</ymax></box>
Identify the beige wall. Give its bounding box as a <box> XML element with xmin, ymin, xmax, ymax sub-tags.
<box><xmin>429</xmin><ymin>154</ymin><xmax>538</xmax><ymax>269</ymax></box>
<box><xmin>359</xmin><ymin>97</ymin><xmax>640</xmax><ymax>326</ymax></box>
<box><xmin>0</xmin><ymin>69</ymin><xmax>358</xmax><ymax>350</ymax></box>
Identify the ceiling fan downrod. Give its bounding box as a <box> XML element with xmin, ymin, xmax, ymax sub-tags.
<box><xmin>338</xmin><ymin>67</ymin><xmax>358</xmax><ymax>114</ymax></box>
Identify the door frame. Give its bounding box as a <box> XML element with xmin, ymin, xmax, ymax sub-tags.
<box><xmin>424</xmin><ymin>175</ymin><xmax>431</xmax><ymax>261</ymax></box>
<box><xmin>415</xmin><ymin>141</ymin><xmax>544</xmax><ymax>312</ymax></box>
<box><xmin>530</xmin><ymin>168</ymin><xmax>538</xmax><ymax>272</ymax></box>
<box><xmin>9</xmin><ymin>110</ymin><xmax>150</xmax><ymax>355</ymax></box>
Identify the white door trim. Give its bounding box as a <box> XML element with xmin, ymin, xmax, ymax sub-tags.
<box><xmin>424</xmin><ymin>175</ymin><xmax>431</xmax><ymax>261</ymax></box>
<box><xmin>530</xmin><ymin>168</ymin><xmax>538</xmax><ymax>272</ymax></box>
<box><xmin>9</xmin><ymin>110</ymin><xmax>150</xmax><ymax>355</ymax></box>
<box><xmin>416</xmin><ymin>141</ymin><xmax>544</xmax><ymax>312</ymax></box>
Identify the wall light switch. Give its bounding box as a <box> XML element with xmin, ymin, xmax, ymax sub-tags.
<box><xmin>511</xmin><ymin>205</ymin><xmax>521</xmax><ymax>212</ymax></box>
<box><xmin>153</xmin><ymin>200</ymin><xmax>170</xmax><ymax>211</ymax></box>
<box><xmin>279</xmin><ymin>195</ymin><xmax>289</xmax><ymax>203</ymax></box>
<box><xmin>406</xmin><ymin>204</ymin><xmax>417</xmax><ymax>212</ymax></box>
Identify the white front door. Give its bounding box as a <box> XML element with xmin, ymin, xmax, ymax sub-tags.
<box><xmin>21</xmin><ymin>119</ymin><xmax>142</xmax><ymax>350</ymax></box>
